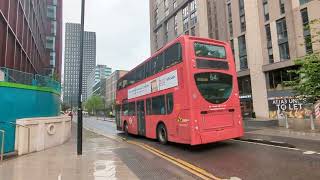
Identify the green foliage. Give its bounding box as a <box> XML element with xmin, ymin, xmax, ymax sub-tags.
<box><xmin>286</xmin><ymin>53</ymin><xmax>320</xmax><ymax>102</ymax></box>
<box><xmin>285</xmin><ymin>19</ymin><xmax>320</xmax><ymax>103</ymax></box>
<box><xmin>84</xmin><ymin>95</ymin><xmax>104</xmax><ymax>115</ymax></box>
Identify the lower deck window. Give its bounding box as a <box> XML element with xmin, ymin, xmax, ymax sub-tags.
<box><xmin>152</xmin><ymin>95</ymin><xmax>166</xmax><ymax>115</ymax></box>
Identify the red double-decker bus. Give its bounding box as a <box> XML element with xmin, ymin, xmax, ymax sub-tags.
<box><xmin>115</xmin><ymin>35</ymin><xmax>243</xmax><ymax>145</ymax></box>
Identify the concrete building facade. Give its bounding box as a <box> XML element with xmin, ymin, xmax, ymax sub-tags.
<box><xmin>63</xmin><ymin>23</ymin><xmax>96</xmax><ymax>107</ymax></box>
<box><xmin>105</xmin><ymin>70</ymin><xmax>128</xmax><ymax>107</ymax></box>
<box><xmin>0</xmin><ymin>0</ymin><xmax>63</xmax><ymax>78</ymax></box>
<box><xmin>87</xmin><ymin>64</ymin><xmax>112</xmax><ymax>99</ymax></box>
<box><xmin>149</xmin><ymin>0</ymin><xmax>320</xmax><ymax>119</ymax></box>
<box><xmin>226</xmin><ymin>0</ymin><xmax>320</xmax><ymax>118</ymax></box>
<box><xmin>149</xmin><ymin>0</ymin><xmax>228</xmax><ymax>53</ymax></box>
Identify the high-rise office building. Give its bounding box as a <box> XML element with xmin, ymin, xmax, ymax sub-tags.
<box><xmin>63</xmin><ymin>23</ymin><xmax>96</xmax><ymax>107</ymax></box>
<box><xmin>149</xmin><ymin>0</ymin><xmax>228</xmax><ymax>53</ymax></box>
<box><xmin>87</xmin><ymin>65</ymin><xmax>112</xmax><ymax>98</ymax></box>
<box><xmin>0</xmin><ymin>0</ymin><xmax>63</xmax><ymax>78</ymax></box>
<box><xmin>226</xmin><ymin>0</ymin><xmax>320</xmax><ymax>118</ymax></box>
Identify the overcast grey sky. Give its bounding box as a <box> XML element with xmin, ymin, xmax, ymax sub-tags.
<box><xmin>63</xmin><ymin>0</ymin><xmax>151</xmax><ymax>71</ymax></box>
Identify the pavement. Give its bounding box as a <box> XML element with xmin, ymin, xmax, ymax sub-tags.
<box><xmin>0</xmin><ymin>124</ymin><xmax>196</xmax><ymax>180</ymax></box>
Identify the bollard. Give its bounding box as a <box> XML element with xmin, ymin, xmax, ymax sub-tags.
<box><xmin>310</xmin><ymin>113</ymin><xmax>315</xmax><ymax>131</ymax></box>
<box><xmin>285</xmin><ymin>113</ymin><xmax>289</xmax><ymax>129</ymax></box>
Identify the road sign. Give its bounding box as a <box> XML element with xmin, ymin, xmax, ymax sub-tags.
<box><xmin>315</xmin><ymin>101</ymin><xmax>320</xmax><ymax>120</ymax></box>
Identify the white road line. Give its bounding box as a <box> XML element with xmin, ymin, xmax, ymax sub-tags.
<box><xmin>303</xmin><ymin>151</ymin><xmax>317</xmax><ymax>155</ymax></box>
<box><xmin>233</xmin><ymin>139</ymin><xmax>320</xmax><ymax>156</ymax></box>
<box><xmin>231</xmin><ymin>139</ymin><xmax>301</xmax><ymax>151</ymax></box>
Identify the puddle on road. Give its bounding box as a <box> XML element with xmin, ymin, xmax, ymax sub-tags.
<box><xmin>93</xmin><ymin>160</ymin><xmax>117</xmax><ymax>180</ymax></box>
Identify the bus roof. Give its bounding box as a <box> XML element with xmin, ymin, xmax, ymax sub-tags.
<box><xmin>118</xmin><ymin>35</ymin><xmax>228</xmax><ymax>82</ymax></box>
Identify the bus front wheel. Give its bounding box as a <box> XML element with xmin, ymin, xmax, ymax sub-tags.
<box><xmin>157</xmin><ymin>123</ymin><xmax>168</xmax><ymax>145</ymax></box>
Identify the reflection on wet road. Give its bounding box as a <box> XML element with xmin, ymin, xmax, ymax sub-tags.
<box><xmin>83</xmin><ymin>117</ymin><xmax>320</xmax><ymax>180</ymax></box>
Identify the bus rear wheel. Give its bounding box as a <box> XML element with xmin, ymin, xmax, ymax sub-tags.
<box><xmin>157</xmin><ymin>123</ymin><xmax>168</xmax><ymax>145</ymax></box>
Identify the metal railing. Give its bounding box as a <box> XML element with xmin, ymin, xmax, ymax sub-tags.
<box><xmin>0</xmin><ymin>67</ymin><xmax>61</xmax><ymax>93</ymax></box>
<box><xmin>0</xmin><ymin>121</ymin><xmax>31</xmax><ymax>158</ymax></box>
<box><xmin>0</xmin><ymin>67</ymin><xmax>33</xmax><ymax>85</ymax></box>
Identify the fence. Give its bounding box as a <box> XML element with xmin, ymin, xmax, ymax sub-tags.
<box><xmin>0</xmin><ymin>67</ymin><xmax>61</xmax><ymax>93</ymax></box>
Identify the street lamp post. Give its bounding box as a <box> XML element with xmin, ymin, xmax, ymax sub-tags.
<box><xmin>77</xmin><ymin>0</ymin><xmax>86</xmax><ymax>155</ymax></box>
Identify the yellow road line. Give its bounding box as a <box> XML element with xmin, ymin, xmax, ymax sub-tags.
<box><xmin>127</xmin><ymin>140</ymin><xmax>222</xmax><ymax>180</ymax></box>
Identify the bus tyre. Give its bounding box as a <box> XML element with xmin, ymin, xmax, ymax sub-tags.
<box><xmin>157</xmin><ymin>123</ymin><xmax>168</xmax><ymax>145</ymax></box>
<box><xmin>124</xmin><ymin>122</ymin><xmax>129</xmax><ymax>136</ymax></box>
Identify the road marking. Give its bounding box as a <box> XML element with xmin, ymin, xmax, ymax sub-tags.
<box><xmin>231</xmin><ymin>139</ymin><xmax>301</xmax><ymax>151</ymax></box>
<box><xmin>83</xmin><ymin>125</ymin><xmax>228</xmax><ymax>180</ymax></box>
<box><xmin>82</xmin><ymin>124</ymin><xmax>238</xmax><ymax>180</ymax></box>
<box><xmin>303</xmin><ymin>151</ymin><xmax>317</xmax><ymax>155</ymax></box>
<box><xmin>127</xmin><ymin>140</ymin><xmax>224</xmax><ymax>180</ymax></box>
<box><xmin>233</xmin><ymin>139</ymin><xmax>320</xmax><ymax>156</ymax></box>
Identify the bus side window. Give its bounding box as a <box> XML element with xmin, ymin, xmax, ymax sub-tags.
<box><xmin>166</xmin><ymin>93</ymin><xmax>174</xmax><ymax>114</ymax></box>
<box><xmin>146</xmin><ymin>98</ymin><xmax>152</xmax><ymax>115</ymax></box>
<box><xmin>128</xmin><ymin>102</ymin><xmax>136</xmax><ymax>116</ymax></box>
<box><xmin>165</xmin><ymin>43</ymin><xmax>182</xmax><ymax>68</ymax></box>
<box><xmin>152</xmin><ymin>95</ymin><xmax>166</xmax><ymax>115</ymax></box>
<box><xmin>122</xmin><ymin>103</ymin><xmax>128</xmax><ymax>116</ymax></box>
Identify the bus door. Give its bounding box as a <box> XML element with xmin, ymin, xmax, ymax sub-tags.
<box><xmin>137</xmin><ymin>100</ymin><xmax>146</xmax><ymax>136</ymax></box>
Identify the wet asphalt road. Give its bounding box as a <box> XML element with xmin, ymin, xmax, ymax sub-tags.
<box><xmin>83</xmin><ymin>117</ymin><xmax>320</xmax><ymax>180</ymax></box>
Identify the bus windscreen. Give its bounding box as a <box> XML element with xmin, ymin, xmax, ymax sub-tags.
<box><xmin>194</xmin><ymin>42</ymin><xmax>226</xmax><ymax>59</ymax></box>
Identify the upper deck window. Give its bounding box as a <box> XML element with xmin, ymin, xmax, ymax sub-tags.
<box><xmin>194</xmin><ymin>42</ymin><xmax>226</xmax><ymax>59</ymax></box>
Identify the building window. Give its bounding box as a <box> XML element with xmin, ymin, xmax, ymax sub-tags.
<box><xmin>164</xmin><ymin>22</ymin><xmax>169</xmax><ymax>43</ymax></box>
<box><xmin>239</xmin><ymin>0</ymin><xmax>245</xmax><ymax>15</ymax></box>
<box><xmin>299</xmin><ymin>0</ymin><xmax>311</xmax><ymax>5</ymax></box>
<box><xmin>230</xmin><ymin>39</ymin><xmax>235</xmax><ymax>55</ymax></box>
<box><xmin>263</xmin><ymin>0</ymin><xmax>269</xmax><ymax>21</ymax></box>
<box><xmin>279</xmin><ymin>0</ymin><xmax>285</xmax><ymax>14</ymax></box>
<box><xmin>240</xmin><ymin>15</ymin><xmax>246</xmax><ymax>32</ymax></box>
<box><xmin>183</xmin><ymin>17</ymin><xmax>189</xmax><ymax>31</ymax></box>
<box><xmin>279</xmin><ymin>42</ymin><xmax>290</xmax><ymax>60</ymax></box>
<box><xmin>227</xmin><ymin>3</ymin><xmax>233</xmax><ymax>38</ymax></box>
<box><xmin>164</xmin><ymin>0</ymin><xmax>169</xmax><ymax>16</ymax></box>
<box><xmin>155</xmin><ymin>30</ymin><xmax>159</xmax><ymax>50</ymax></box>
<box><xmin>301</xmin><ymin>8</ymin><xmax>313</xmax><ymax>53</ymax></box>
<box><xmin>173</xmin><ymin>1</ymin><xmax>177</xmax><ymax>9</ymax></box>
<box><xmin>276</xmin><ymin>18</ymin><xmax>290</xmax><ymax>60</ymax></box>
<box><xmin>174</xmin><ymin>14</ymin><xmax>178</xmax><ymax>36</ymax></box>
<box><xmin>239</xmin><ymin>0</ymin><xmax>246</xmax><ymax>32</ymax></box>
<box><xmin>155</xmin><ymin>8</ymin><xmax>159</xmax><ymax>25</ymax></box>
<box><xmin>265</xmin><ymin>24</ymin><xmax>274</xmax><ymax>63</ymax></box>
<box><xmin>191</xmin><ymin>27</ymin><xmax>195</xmax><ymax>36</ymax></box>
<box><xmin>238</xmin><ymin>76</ymin><xmax>252</xmax><ymax>95</ymax></box>
<box><xmin>267</xmin><ymin>67</ymin><xmax>298</xmax><ymax>90</ymax></box>
<box><xmin>190</xmin><ymin>0</ymin><xmax>197</xmax><ymax>12</ymax></box>
<box><xmin>238</xmin><ymin>35</ymin><xmax>248</xmax><ymax>70</ymax></box>
<box><xmin>190</xmin><ymin>11</ymin><xmax>197</xmax><ymax>26</ymax></box>
<box><xmin>182</xmin><ymin>6</ymin><xmax>189</xmax><ymax>18</ymax></box>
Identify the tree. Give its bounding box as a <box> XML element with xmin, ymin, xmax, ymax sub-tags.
<box><xmin>61</xmin><ymin>102</ymin><xmax>70</xmax><ymax>112</ymax></box>
<box><xmin>286</xmin><ymin>19</ymin><xmax>320</xmax><ymax>103</ymax></box>
<box><xmin>84</xmin><ymin>95</ymin><xmax>104</xmax><ymax>115</ymax></box>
